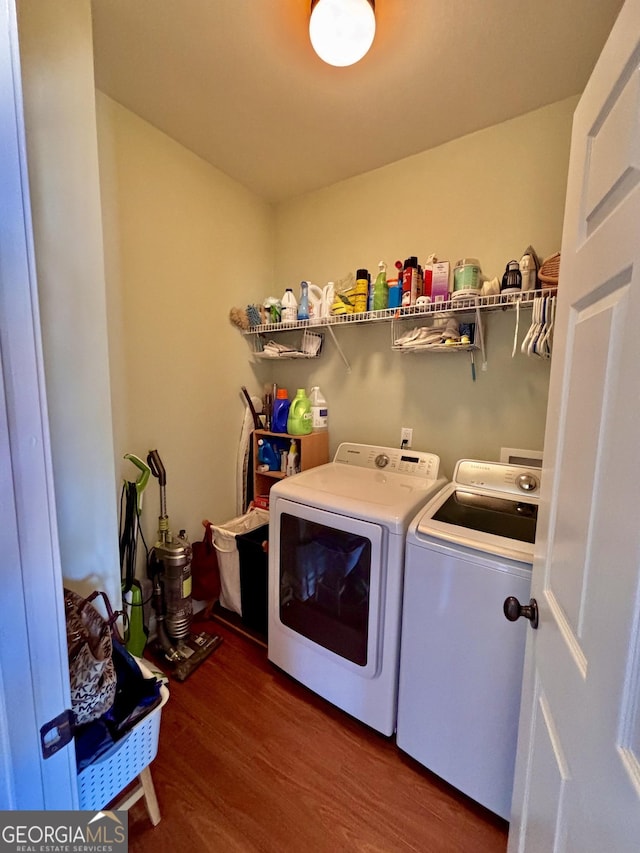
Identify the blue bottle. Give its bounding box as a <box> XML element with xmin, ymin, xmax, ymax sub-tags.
<box><xmin>272</xmin><ymin>389</ymin><xmax>291</xmax><ymax>433</ymax></box>
<box><xmin>297</xmin><ymin>281</ymin><xmax>310</xmax><ymax>321</ymax></box>
<box><xmin>258</xmin><ymin>439</ymin><xmax>280</xmax><ymax>471</ymax></box>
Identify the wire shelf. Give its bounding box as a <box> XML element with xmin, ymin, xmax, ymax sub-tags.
<box><xmin>392</xmin><ymin>342</ymin><xmax>480</xmax><ymax>354</ymax></box>
<box><xmin>243</xmin><ymin>287</ymin><xmax>558</xmax><ymax>336</ymax></box>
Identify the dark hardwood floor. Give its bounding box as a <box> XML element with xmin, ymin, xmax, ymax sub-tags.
<box><xmin>128</xmin><ymin>618</ymin><xmax>508</xmax><ymax>852</ymax></box>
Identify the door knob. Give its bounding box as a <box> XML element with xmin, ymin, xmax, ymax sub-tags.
<box><xmin>503</xmin><ymin>596</ymin><xmax>539</xmax><ymax>629</ymax></box>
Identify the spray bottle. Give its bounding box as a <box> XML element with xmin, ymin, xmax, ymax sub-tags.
<box><xmin>373</xmin><ymin>261</ymin><xmax>388</xmax><ymax>311</ymax></box>
<box><xmin>298</xmin><ymin>281</ymin><xmax>310</xmax><ymax>320</ymax></box>
<box><xmin>286</xmin><ymin>439</ymin><xmax>299</xmax><ymax>476</ymax></box>
<box><xmin>423</xmin><ymin>253</ymin><xmax>436</xmax><ymax>300</ymax></box>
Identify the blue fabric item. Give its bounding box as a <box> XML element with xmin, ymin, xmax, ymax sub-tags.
<box><xmin>74</xmin><ymin>720</ymin><xmax>115</xmax><ymax>772</ymax></box>
<box><xmin>103</xmin><ymin>638</ymin><xmax>162</xmax><ymax>737</ymax></box>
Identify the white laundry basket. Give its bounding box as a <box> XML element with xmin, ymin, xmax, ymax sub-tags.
<box><xmin>211</xmin><ymin>508</ymin><xmax>269</xmax><ymax>616</ymax></box>
<box><xmin>77</xmin><ymin>659</ymin><xmax>169</xmax><ymax>810</ymax></box>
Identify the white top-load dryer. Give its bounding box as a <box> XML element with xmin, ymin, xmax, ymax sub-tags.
<box><xmin>397</xmin><ymin>459</ymin><xmax>540</xmax><ymax>820</ymax></box>
<box><xmin>268</xmin><ymin>442</ymin><xmax>446</xmax><ymax>736</ymax></box>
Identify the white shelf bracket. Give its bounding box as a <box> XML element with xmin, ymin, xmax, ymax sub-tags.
<box><xmin>325</xmin><ymin>324</ymin><xmax>351</xmax><ymax>372</ymax></box>
<box><xmin>475</xmin><ymin>304</ymin><xmax>488</xmax><ymax>371</ymax></box>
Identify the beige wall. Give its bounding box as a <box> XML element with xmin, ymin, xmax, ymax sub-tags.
<box><xmin>14</xmin><ymin>1</ymin><xmax>576</xmax><ymax>623</ymax></box>
<box><xmin>267</xmin><ymin>97</ymin><xmax>577</xmax><ymax>477</ymax></box>
<box><xmin>17</xmin><ymin>0</ymin><xmax>121</xmax><ymax>608</ymax></box>
<box><xmin>18</xmin><ymin>19</ymin><xmax>575</xmax><ymax>603</ymax></box>
<box><xmin>97</xmin><ymin>94</ymin><xmax>274</xmax><ymax>549</ymax></box>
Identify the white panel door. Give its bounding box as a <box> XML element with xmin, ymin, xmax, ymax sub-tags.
<box><xmin>0</xmin><ymin>0</ymin><xmax>76</xmax><ymax>808</ymax></box>
<box><xmin>509</xmin><ymin>1</ymin><xmax>640</xmax><ymax>849</ymax></box>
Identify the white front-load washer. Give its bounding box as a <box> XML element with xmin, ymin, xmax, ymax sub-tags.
<box><xmin>268</xmin><ymin>442</ymin><xmax>446</xmax><ymax>736</ymax></box>
<box><xmin>397</xmin><ymin>459</ymin><xmax>540</xmax><ymax>820</ymax></box>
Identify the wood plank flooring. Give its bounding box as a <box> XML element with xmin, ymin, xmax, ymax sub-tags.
<box><xmin>128</xmin><ymin>619</ymin><xmax>508</xmax><ymax>852</ymax></box>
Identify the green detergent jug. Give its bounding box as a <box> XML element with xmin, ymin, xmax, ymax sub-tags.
<box><xmin>287</xmin><ymin>388</ymin><xmax>313</xmax><ymax>435</ymax></box>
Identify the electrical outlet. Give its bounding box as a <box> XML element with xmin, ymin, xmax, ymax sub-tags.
<box><xmin>401</xmin><ymin>427</ymin><xmax>413</xmax><ymax>449</ymax></box>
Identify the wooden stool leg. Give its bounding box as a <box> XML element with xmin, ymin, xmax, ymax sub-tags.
<box><xmin>139</xmin><ymin>766</ymin><xmax>161</xmax><ymax>826</ymax></box>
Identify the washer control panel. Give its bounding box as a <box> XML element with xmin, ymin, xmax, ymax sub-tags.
<box><xmin>334</xmin><ymin>443</ymin><xmax>441</xmax><ymax>481</ymax></box>
<box><xmin>454</xmin><ymin>459</ymin><xmax>541</xmax><ymax>498</ymax></box>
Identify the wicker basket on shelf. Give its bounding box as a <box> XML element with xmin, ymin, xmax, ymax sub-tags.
<box><xmin>539</xmin><ymin>252</ymin><xmax>560</xmax><ymax>286</ymax></box>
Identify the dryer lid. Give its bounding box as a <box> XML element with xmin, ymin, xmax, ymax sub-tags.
<box><xmin>292</xmin><ymin>462</ymin><xmax>437</xmax><ymax>503</ymax></box>
<box><xmin>271</xmin><ymin>461</ymin><xmax>446</xmax><ymax>533</ymax></box>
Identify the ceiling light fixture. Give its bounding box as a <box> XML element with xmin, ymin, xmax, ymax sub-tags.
<box><xmin>309</xmin><ymin>0</ymin><xmax>376</xmax><ymax>68</ymax></box>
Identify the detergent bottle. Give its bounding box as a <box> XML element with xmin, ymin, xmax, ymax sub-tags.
<box><xmin>281</xmin><ymin>288</ymin><xmax>297</xmax><ymax>323</ymax></box>
<box><xmin>309</xmin><ymin>386</ymin><xmax>328</xmax><ymax>431</ymax></box>
<box><xmin>307</xmin><ymin>284</ymin><xmax>323</xmax><ymax>321</ymax></box>
<box><xmin>272</xmin><ymin>388</ymin><xmax>290</xmax><ymax>433</ymax></box>
<box><xmin>322</xmin><ymin>282</ymin><xmax>335</xmax><ymax>318</ymax></box>
<box><xmin>287</xmin><ymin>388</ymin><xmax>313</xmax><ymax>436</ymax></box>
<box><xmin>257</xmin><ymin>438</ymin><xmax>280</xmax><ymax>471</ymax></box>
<box><xmin>387</xmin><ymin>277</ymin><xmax>401</xmax><ymax>308</ymax></box>
<box><xmin>373</xmin><ymin>261</ymin><xmax>388</xmax><ymax>311</ymax></box>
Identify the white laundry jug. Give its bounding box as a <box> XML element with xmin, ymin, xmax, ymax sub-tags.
<box><xmin>320</xmin><ymin>282</ymin><xmax>335</xmax><ymax>318</ymax></box>
<box><xmin>309</xmin><ymin>386</ymin><xmax>328</xmax><ymax>431</ymax></box>
<box><xmin>307</xmin><ymin>284</ymin><xmax>323</xmax><ymax>321</ymax></box>
<box><xmin>281</xmin><ymin>288</ymin><xmax>297</xmax><ymax>323</ymax></box>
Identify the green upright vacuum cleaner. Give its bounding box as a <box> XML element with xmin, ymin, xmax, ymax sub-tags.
<box><xmin>119</xmin><ymin>453</ymin><xmax>151</xmax><ymax>656</ymax></box>
<box><xmin>145</xmin><ymin>449</ymin><xmax>222</xmax><ymax>681</ymax></box>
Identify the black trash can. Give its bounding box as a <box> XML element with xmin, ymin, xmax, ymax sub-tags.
<box><xmin>236</xmin><ymin>523</ymin><xmax>269</xmax><ymax>637</ymax></box>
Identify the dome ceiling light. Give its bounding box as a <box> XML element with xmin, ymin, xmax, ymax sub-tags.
<box><xmin>309</xmin><ymin>0</ymin><xmax>376</xmax><ymax>68</ymax></box>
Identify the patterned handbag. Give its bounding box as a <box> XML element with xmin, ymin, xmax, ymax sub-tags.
<box><xmin>64</xmin><ymin>589</ymin><xmax>119</xmax><ymax>726</ymax></box>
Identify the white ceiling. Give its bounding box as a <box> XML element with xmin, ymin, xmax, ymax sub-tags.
<box><xmin>90</xmin><ymin>0</ymin><xmax>624</xmax><ymax>204</ymax></box>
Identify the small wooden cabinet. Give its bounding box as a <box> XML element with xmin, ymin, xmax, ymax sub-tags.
<box><xmin>253</xmin><ymin>429</ymin><xmax>329</xmax><ymax>506</ymax></box>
